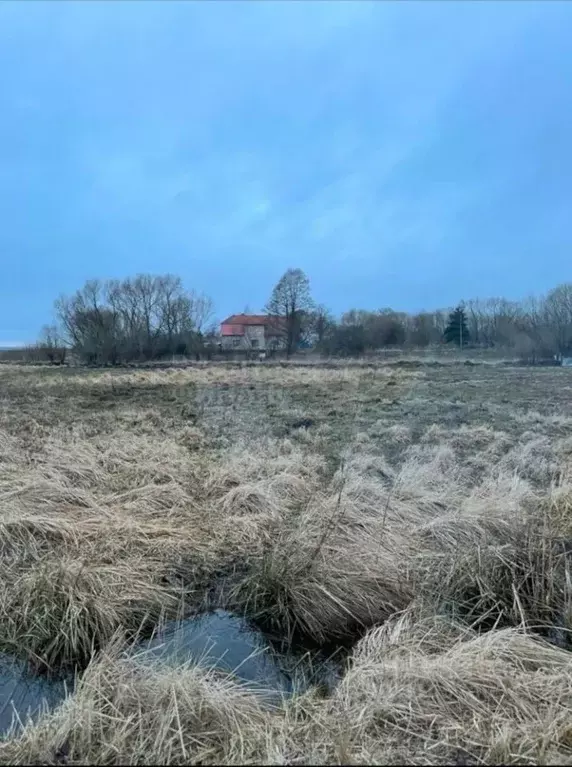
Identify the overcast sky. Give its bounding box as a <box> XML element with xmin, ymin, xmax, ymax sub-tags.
<box><xmin>0</xmin><ymin>0</ymin><xmax>571</xmax><ymax>344</ymax></box>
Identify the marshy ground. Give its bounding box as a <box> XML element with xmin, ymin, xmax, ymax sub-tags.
<box><xmin>0</xmin><ymin>360</ymin><xmax>571</xmax><ymax>764</ymax></box>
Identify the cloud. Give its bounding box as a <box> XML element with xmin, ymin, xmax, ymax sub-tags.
<box><xmin>67</xmin><ymin>1</ymin><xmax>546</xmax><ymax>266</ymax></box>
<box><xmin>0</xmin><ymin>0</ymin><xmax>571</xmax><ymax>333</ymax></box>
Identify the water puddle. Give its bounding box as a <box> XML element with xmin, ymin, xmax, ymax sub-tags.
<box><xmin>136</xmin><ymin>609</ymin><xmax>343</xmax><ymax>703</ymax></box>
<box><xmin>0</xmin><ymin>653</ymin><xmax>71</xmax><ymax>737</ymax></box>
<box><xmin>0</xmin><ymin>610</ymin><xmax>343</xmax><ymax>735</ymax></box>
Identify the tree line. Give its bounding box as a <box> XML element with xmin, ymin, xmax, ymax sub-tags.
<box><xmin>265</xmin><ymin>269</ymin><xmax>572</xmax><ymax>360</ymax></box>
<box><xmin>35</xmin><ymin>268</ymin><xmax>572</xmax><ymax>363</ymax></box>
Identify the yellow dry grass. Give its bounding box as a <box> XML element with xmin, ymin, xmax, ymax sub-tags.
<box><xmin>0</xmin><ymin>362</ymin><xmax>571</xmax><ymax>764</ymax></box>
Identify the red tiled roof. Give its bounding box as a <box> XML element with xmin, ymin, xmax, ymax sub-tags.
<box><xmin>221</xmin><ymin>314</ymin><xmax>273</xmax><ymax>326</ymax></box>
<box><xmin>220</xmin><ymin>314</ymin><xmax>286</xmax><ymax>337</ymax></box>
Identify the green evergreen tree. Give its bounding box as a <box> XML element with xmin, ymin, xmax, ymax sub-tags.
<box><xmin>443</xmin><ymin>305</ymin><xmax>470</xmax><ymax>346</ymax></box>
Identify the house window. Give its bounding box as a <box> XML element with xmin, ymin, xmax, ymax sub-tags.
<box><xmin>251</xmin><ymin>339</ymin><xmax>259</xmax><ymax>349</ymax></box>
<box><xmin>232</xmin><ymin>338</ymin><xmax>241</xmax><ymax>348</ymax></box>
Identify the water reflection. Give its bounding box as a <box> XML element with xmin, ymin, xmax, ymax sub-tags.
<box><xmin>0</xmin><ymin>653</ymin><xmax>70</xmax><ymax>736</ymax></box>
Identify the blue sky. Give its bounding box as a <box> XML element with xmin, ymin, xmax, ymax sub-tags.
<box><xmin>0</xmin><ymin>0</ymin><xmax>571</xmax><ymax>344</ymax></box>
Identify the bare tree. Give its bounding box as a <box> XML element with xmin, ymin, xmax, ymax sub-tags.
<box><xmin>37</xmin><ymin>324</ymin><xmax>66</xmax><ymax>364</ymax></box>
<box><xmin>55</xmin><ymin>280</ymin><xmax>118</xmax><ymax>364</ymax></box>
<box><xmin>310</xmin><ymin>304</ymin><xmax>334</xmax><ymax>348</ymax></box>
<box><xmin>407</xmin><ymin>312</ymin><xmax>441</xmax><ymax>347</ymax></box>
<box><xmin>188</xmin><ymin>291</ymin><xmax>215</xmax><ymax>334</ymax></box>
<box><xmin>130</xmin><ymin>274</ymin><xmax>163</xmax><ymax>359</ymax></box>
<box><xmin>339</xmin><ymin>309</ymin><xmax>406</xmax><ymax>351</ymax></box>
<box><xmin>265</xmin><ymin>268</ymin><xmax>314</xmax><ymax>357</ymax></box>
<box><xmin>544</xmin><ymin>283</ymin><xmax>572</xmax><ymax>358</ymax></box>
<box><xmin>156</xmin><ymin>275</ymin><xmax>191</xmax><ymax>354</ymax></box>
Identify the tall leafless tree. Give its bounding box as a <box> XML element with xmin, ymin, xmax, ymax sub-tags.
<box><xmin>265</xmin><ymin>268</ymin><xmax>314</xmax><ymax>357</ymax></box>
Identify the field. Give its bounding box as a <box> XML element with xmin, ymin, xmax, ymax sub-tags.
<box><xmin>0</xmin><ymin>360</ymin><xmax>572</xmax><ymax>765</ymax></box>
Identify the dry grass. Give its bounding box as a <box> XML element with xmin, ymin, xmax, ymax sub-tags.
<box><xmin>2</xmin><ymin>619</ymin><xmax>571</xmax><ymax>765</ymax></box>
<box><xmin>309</xmin><ymin>616</ymin><xmax>572</xmax><ymax>765</ymax></box>
<box><xmin>0</xmin><ymin>639</ymin><xmax>271</xmax><ymax>765</ymax></box>
<box><xmin>0</xmin><ymin>362</ymin><xmax>571</xmax><ymax>764</ymax></box>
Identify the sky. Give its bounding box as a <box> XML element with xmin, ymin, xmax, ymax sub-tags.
<box><xmin>0</xmin><ymin>0</ymin><xmax>571</xmax><ymax>345</ymax></box>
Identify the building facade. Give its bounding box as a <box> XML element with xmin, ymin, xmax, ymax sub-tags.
<box><xmin>220</xmin><ymin>314</ymin><xmax>286</xmax><ymax>352</ymax></box>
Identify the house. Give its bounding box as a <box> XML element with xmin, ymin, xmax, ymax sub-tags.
<box><xmin>219</xmin><ymin>314</ymin><xmax>286</xmax><ymax>352</ymax></box>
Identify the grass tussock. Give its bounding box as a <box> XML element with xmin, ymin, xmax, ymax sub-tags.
<box><xmin>0</xmin><ymin>556</ymin><xmax>180</xmax><ymax>670</ymax></box>
<box><xmin>230</xmin><ymin>476</ymin><xmax>415</xmax><ymax>642</ymax></box>
<box><xmin>314</xmin><ymin>616</ymin><xmax>572</xmax><ymax>765</ymax></box>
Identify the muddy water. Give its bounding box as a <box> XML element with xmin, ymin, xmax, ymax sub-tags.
<box><xmin>0</xmin><ymin>610</ymin><xmax>342</xmax><ymax>735</ymax></box>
